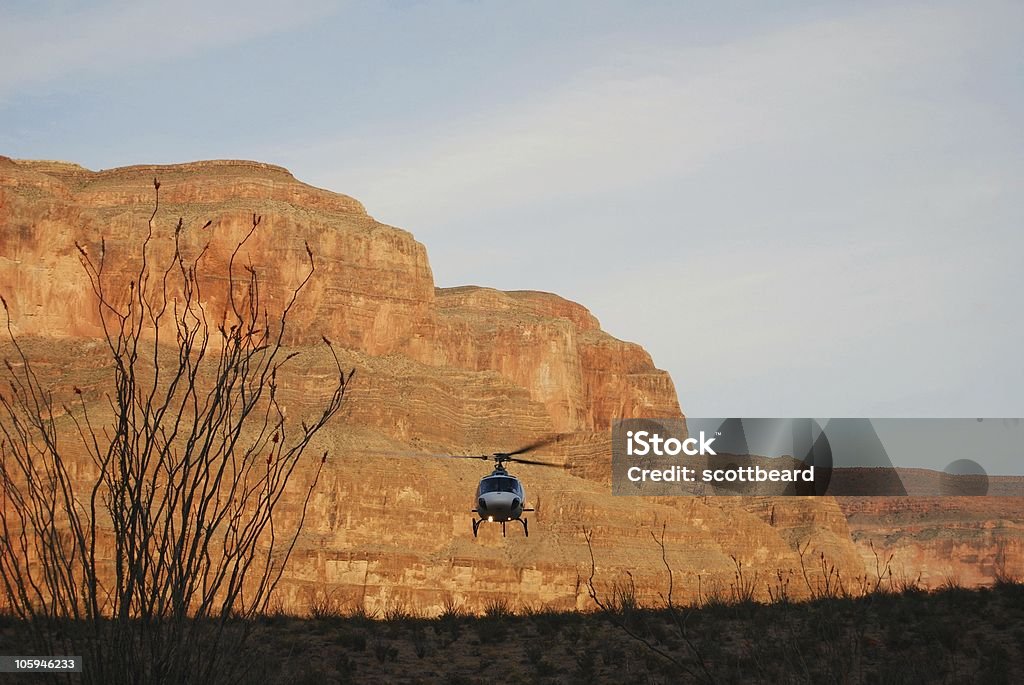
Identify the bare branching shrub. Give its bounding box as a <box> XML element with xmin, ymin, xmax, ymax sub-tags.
<box><xmin>729</xmin><ymin>554</ymin><xmax>759</xmax><ymax>605</ymax></box>
<box><xmin>607</xmin><ymin>572</ymin><xmax>640</xmax><ymax>616</ymax></box>
<box><xmin>0</xmin><ymin>180</ymin><xmax>352</xmax><ymax>684</ymax></box>
<box><xmin>695</xmin><ymin>572</ymin><xmax>728</xmax><ymax>609</ymax></box>
<box><xmin>584</xmin><ymin>525</ymin><xmax>713</xmax><ymax>683</ymax></box>
<box><xmin>869</xmin><ymin>540</ymin><xmax>895</xmax><ymax>594</ymax></box>
<box><xmin>767</xmin><ymin>569</ymin><xmax>793</xmax><ymax>605</ymax></box>
<box><xmin>797</xmin><ymin>540</ymin><xmax>848</xmax><ymax>600</ymax></box>
<box><xmin>993</xmin><ymin>539</ymin><xmax>1018</xmax><ymax>586</ymax></box>
<box><xmin>261</xmin><ymin>595</ymin><xmax>290</xmax><ymax>624</ymax></box>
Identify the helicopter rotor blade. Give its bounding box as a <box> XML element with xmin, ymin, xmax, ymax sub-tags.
<box><xmin>506</xmin><ymin>456</ymin><xmax>563</xmax><ymax>467</ymax></box>
<box><xmin>365</xmin><ymin>450</ymin><xmax>491</xmax><ymax>460</ymax></box>
<box><xmin>333</xmin><ymin>444</ymin><xmax>566</xmax><ymax>462</ymax></box>
<box><xmin>501</xmin><ymin>434</ymin><xmax>564</xmax><ymax>458</ymax></box>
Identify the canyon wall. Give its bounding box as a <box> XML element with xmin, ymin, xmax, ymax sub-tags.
<box><xmin>838</xmin><ymin>496</ymin><xmax>1024</xmax><ymax>589</ymax></box>
<box><xmin>1</xmin><ymin>157</ymin><xmax>1019</xmax><ymax>614</ymax></box>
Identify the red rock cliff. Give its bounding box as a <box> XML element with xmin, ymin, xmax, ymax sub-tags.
<box><xmin>4</xmin><ymin>157</ymin><xmax>1016</xmax><ymax>614</ymax></box>
<box><xmin>0</xmin><ymin>156</ymin><xmax>678</xmax><ymax>434</ymax></box>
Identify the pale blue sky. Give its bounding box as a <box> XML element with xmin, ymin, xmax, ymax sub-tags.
<box><xmin>2</xmin><ymin>0</ymin><xmax>1022</xmax><ymax>419</ymax></box>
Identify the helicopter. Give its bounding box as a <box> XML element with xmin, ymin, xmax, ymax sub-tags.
<box><xmin>444</xmin><ymin>435</ymin><xmax>564</xmax><ymax>538</ymax></box>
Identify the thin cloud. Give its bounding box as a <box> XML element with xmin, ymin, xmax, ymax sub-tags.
<box><xmin>271</xmin><ymin>0</ymin><xmax>1022</xmax><ymax>420</ymax></box>
<box><xmin>0</xmin><ymin>0</ymin><xmax>337</xmax><ymax>103</ymax></box>
<box><xmin>299</xmin><ymin>1</ymin><xmax>1020</xmax><ymax>229</ymax></box>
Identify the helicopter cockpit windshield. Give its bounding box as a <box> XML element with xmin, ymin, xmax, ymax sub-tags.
<box><xmin>479</xmin><ymin>476</ymin><xmax>520</xmax><ymax>494</ymax></box>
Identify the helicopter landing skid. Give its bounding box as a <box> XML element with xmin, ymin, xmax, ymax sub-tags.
<box><xmin>471</xmin><ymin>517</ymin><xmax>529</xmax><ymax>538</ymax></box>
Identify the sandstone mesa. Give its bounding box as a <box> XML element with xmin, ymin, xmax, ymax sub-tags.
<box><xmin>1</xmin><ymin>156</ymin><xmax>1019</xmax><ymax>613</ymax></box>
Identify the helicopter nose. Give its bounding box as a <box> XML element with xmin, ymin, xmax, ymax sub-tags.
<box><xmin>479</xmin><ymin>492</ymin><xmax>519</xmax><ymax>517</ymax></box>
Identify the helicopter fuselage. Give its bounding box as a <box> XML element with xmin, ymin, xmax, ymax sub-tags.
<box><xmin>472</xmin><ymin>467</ymin><xmax>534</xmax><ymax>536</ymax></box>
<box><xmin>475</xmin><ymin>472</ymin><xmax>525</xmax><ymax>522</ymax></box>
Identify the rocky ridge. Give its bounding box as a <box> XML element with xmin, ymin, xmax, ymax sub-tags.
<box><xmin>1</xmin><ymin>157</ymin><xmax>1019</xmax><ymax>613</ymax></box>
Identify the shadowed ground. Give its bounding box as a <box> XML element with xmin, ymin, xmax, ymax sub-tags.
<box><xmin>3</xmin><ymin>581</ymin><xmax>1021</xmax><ymax>684</ymax></box>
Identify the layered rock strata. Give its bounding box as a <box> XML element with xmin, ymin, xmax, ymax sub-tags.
<box><xmin>2</xmin><ymin>157</ymin><xmax>1019</xmax><ymax>614</ymax></box>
